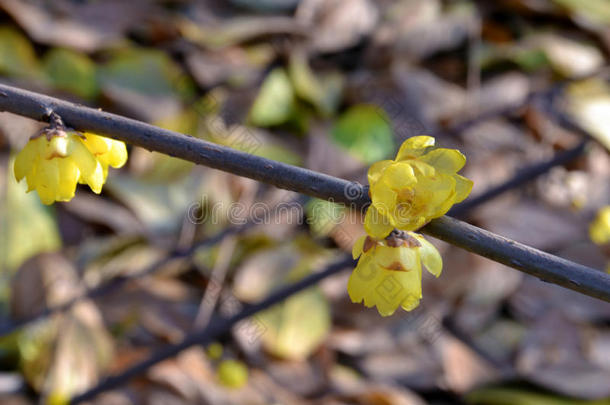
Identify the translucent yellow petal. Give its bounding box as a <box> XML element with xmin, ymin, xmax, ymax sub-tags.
<box><xmin>395</xmin><ymin>244</ymin><xmax>420</xmax><ymax>271</ymax></box>
<box><xmin>383</xmin><ymin>162</ymin><xmax>417</xmax><ymax>189</ymax></box>
<box><xmin>453</xmin><ymin>174</ymin><xmax>473</xmax><ymax>204</ymax></box>
<box><xmin>86</xmin><ymin>161</ymin><xmax>106</xmax><ymax>194</ymax></box>
<box><xmin>391</xmin><ymin>214</ymin><xmax>427</xmax><ymax>232</ymax></box>
<box><xmin>371</xmin><ymin>183</ymin><xmax>397</xmax><ymax>215</ymax></box>
<box><xmin>370</xmin><ymin>271</ymin><xmax>404</xmax><ymax>316</ymax></box>
<box><xmin>411</xmin><ymin>233</ymin><xmax>442</xmax><ymax>277</ymax></box>
<box><xmin>376</xmin><ymin>266</ymin><xmax>421</xmax><ymax>316</ymax></box>
<box><xmin>107</xmin><ymin>140</ymin><xmax>128</xmax><ymax>168</ymax></box>
<box><xmin>56</xmin><ymin>158</ymin><xmax>79</xmax><ymax>201</ymax></box>
<box><xmin>35</xmin><ymin>160</ymin><xmax>60</xmax><ymax>205</ymax></box>
<box><xmin>408</xmin><ymin>160</ymin><xmax>436</xmax><ymax>177</ymax></box>
<box><xmin>418</xmin><ymin>174</ymin><xmax>456</xmax><ymax>219</ymax></box>
<box><xmin>71</xmin><ymin>138</ymin><xmax>98</xmax><ymax>177</ymax></box>
<box><xmin>71</xmin><ymin>138</ymin><xmax>106</xmax><ymax>193</ymax></box>
<box><xmin>419</xmin><ymin>148</ymin><xmax>466</xmax><ymax>173</ymax></box>
<box><xmin>352</xmin><ymin>235</ymin><xmax>367</xmax><ymax>259</ymax></box>
<box><xmin>400</xmin><ymin>295</ymin><xmax>421</xmax><ymax>311</ymax></box>
<box><xmin>364</xmin><ymin>206</ymin><xmax>394</xmax><ymax>239</ymax></box>
<box><xmin>367</xmin><ymin>160</ymin><xmax>392</xmax><ymax>185</ymax></box>
<box><xmin>347</xmin><ymin>256</ymin><xmax>377</xmax><ymax>303</ymax></box>
<box><xmin>25</xmin><ymin>161</ymin><xmax>39</xmax><ymax>192</ymax></box>
<box><xmin>395</xmin><ymin>136</ymin><xmax>435</xmax><ymax>161</ymax></box>
<box><xmin>82</xmin><ymin>132</ymin><xmax>111</xmax><ymax>154</ymax></box>
<box><xmin>14</xmin><ymin>140</ymin><xmax>39</xmax><ymax>181</ymax></box>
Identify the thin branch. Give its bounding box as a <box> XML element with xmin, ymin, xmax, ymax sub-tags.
<box><xmin>0</xmin><ymin>224</ymin><xmax>252</xmax><ymax>337</ymax></box>
<box><xmin>69</xmin><ymin>256</ymin><xmax>355</xmax><ymax>404</ymax></box>
<box><xmin>1</xmin><ymin>83</ymin><xmax>609</xmax><ymax>303</ymax></box>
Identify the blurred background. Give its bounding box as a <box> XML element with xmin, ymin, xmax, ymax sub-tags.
<box><xmin>0</xmin><ymin>0</ymin><xmax>610</xmax><ymax>404</ymax></box>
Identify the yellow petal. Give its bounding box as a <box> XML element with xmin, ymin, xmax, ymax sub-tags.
<box><xmin>56</xmin><ymin>158</ymin><xmax>79</xmax><ymax>201</ymax></box>
<box><xmin>395</xmin><ymin>136</ymin><xmax>435</xmax><ymax>161</ymax></box>
<box><xmin>392</xmin><ymin>215</ymin><xmax>428</xmax><ymax>232</ymax></box>
<box><xmin>347</xmin><ymin>256</ymin><xmax>378</xmax><ymax>302</ymax></box>
<box><xmin>364</xmin><ymin>206</ymin><xmax>393</xmax><ymax>239</ymax></box>
<box><xmin>418</xmin><ymin>174</ymin><xmax>456</xmax><ymax>219</ymax></box>
<box><xmin>411</xmin><ymin>233</ymin><xmax>442</xmax><ymax>277</ymax></box>
<box><xmin>376</xmin><ymin>266</ymin><xmax>421</xmax><ymax>315</ymax></box>
<box><xmin>25</xmin><ymin>161</ymin><xmax>39</xmax><ymax>192</ymax></box>
<box><xmin>419</xmin><ymin>148</ymin><xmax>466</xmax><ymax>173</ymax></box>
<box><xmin>408</xmin><ymin>160</ymin><xmax>436</xmax><ymax>177</ymax></box>
<box><xmin>71</xmin><ymin>138</ymin><xmax>97</xmax><ymax>176</ymax></box>
<box><xmin>107</xmin><ymin>140</ymin><xmax>128</xmax><ymax>168</ymax></box>
<box><xmin>400</xmin><ymin>295</ymin><xmax>421</xmax><ymax>311</ymax></box>
<box><xmin>371</xmin><ymin>182</ymin><xmax>397</xmax><ymax>215</ymax></box>
<box><xmin>453</xmin><ymin>174</ymin><xmax>473</xmax><ymax>203</ymax></box>
<box><xmin>14</xmin><ymin>139</ymin><xmax>39</xmax><ymax>181</ymax></box>
<box><xmin>35</xmin><ymin>159</ymin><xmax>60</xmax><ymax>205</ymax></box>
<box><xmin>367</xmin><ymin>160</ymin><xmax>392</xmax><ymax>185</ymax></box>
<box><xmin>86</xmin><ymin>161</ymin><xmax>105</xmax><ymax>194</ymax></box>
<box><xmin>71</xmin><ymin>138</ymin><xmax>106</xmax><ymax>193</ymax></box>
<box><xmin>352</xmin><ymin>235</ymin><xmax>367</xmax><ymax>259</ymax></box>
<box><xmin>382</xmin><ymin>162</ymin><xmax>417</xmax><ymax>189</ymax></box>
<box><xmin>82</xmin><ymin>132</ymin><xmax>111</xmax><ymax>154</ymax></box>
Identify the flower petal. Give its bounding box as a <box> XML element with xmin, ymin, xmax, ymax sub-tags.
<box><xmin>411</xmin><ymin>233</ymin><xmax>442</xmax><ymax>277</ymax></box>
<box><xmin>371</xmin><ymin>182</ymin><xmax>397</xmax><ymax>215</ymax></box>
<box><xmin>35</xmin><ymin>159</ymin><xmax>60</xmax><ymax>205</ymax></box>
<box><xmin>364</xmin><ymin>206</ymin><xmax>393</xmax><ymax>239</ymax></box>
<box><xmin>352</xmin><ymin>235</ymin><xmax>367</xmax><ymax>259</ymax></box>
<box><xmin>107</xmin><ymin>140</ymin><xmax>128</xmax><ymax>168</ymax></box>
<box><xmin>82</xmin><ymin>132</ymin><xmax>111</xmax><ymax>155</ymax></box>
<box><xmin>395</xmin><ymin>136</ymin><xmax>435</xmax><ymax>161</ymax></box>
<box><xmin>400</xmin><ymin>295</ymin><xmax>421</xmax><ymax>311</ymax></box>
<box><xmin>453</xmin><ymin>174</ymin><xmax>473</xmax><ymax>203</ymax></box>
<box><xmin>14</xmin><ymin>139</ymin><xmax>39</xmax><ymax>181</ymax></box>
<box><xmin>367</xmin><ymin>160</ymin><xmax>392</xmax><ymax>185</ymax></box>
<box><xmin>56</xmin><ymin>158</ymin><xmax>79</xmax><ymax>201</ymax></box>
<box><xmin>382</xmin><ymin>162</ymin><xmax>417</xmax><ymax>189</ymax></box>
<box><xmin>419</xmin><ymin>148</ymin><xmax>466</xmax><ymax>173</ymax></box>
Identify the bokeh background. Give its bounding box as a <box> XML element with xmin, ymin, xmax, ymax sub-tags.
<box><xmin>0</xmin><ymin>0</ymin><xmax>610</xmax><ymax>404</ymax></box>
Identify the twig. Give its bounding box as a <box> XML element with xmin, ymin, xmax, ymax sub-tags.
<box><xmin>69</xmin><ymin>256</ymin><xmax>355</xmax><ymax>404</ymax></box>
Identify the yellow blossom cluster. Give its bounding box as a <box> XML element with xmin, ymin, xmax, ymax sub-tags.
<box><xmin>14</xmin><ymin>125</ymin><xmax>127</xmax><ymax>205</ymax></box>
<box><xmin>348</xmin><ymin>136</ymin><xmax>472</xmax><ymax>316</ymax></box>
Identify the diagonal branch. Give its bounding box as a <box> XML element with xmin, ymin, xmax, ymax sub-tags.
<box><xmin>1</xmin><ymin>83</ymin><xmax>609</xmax><ymax>303</ymax></box>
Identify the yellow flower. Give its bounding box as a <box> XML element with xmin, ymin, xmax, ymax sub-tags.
<box><xmin>14</xmin><ymin>130</ymin><xmax>127</xmax><ymax>205</ymax></box>
<box><xmin>364</xmin><ymin>135</ymin><xmax>473</xmax><ymax>238</ymax></box>
<box><xmin>217</xmin><ymin>359</ymin><xmax>249</xmax><ymax>389</ymax></box>
<box><xmin>347</xmin><ymin>232</ymin><xmax>442</xmax><ymax>316</ymax></box>
<box><xmin>590</xmin><ymin>206</ymin><xmax>610</xmax><ymax>245</ymax></box>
